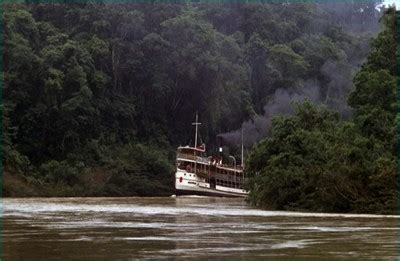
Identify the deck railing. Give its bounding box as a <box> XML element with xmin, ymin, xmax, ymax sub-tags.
<box><xmin>177</xmin><ymin>152</ymin><xmax>210</xmax><ymax>164</ymax></box>
<box><xmin>177</xmin><ymin>152</ymin><xmax>245</xmax><ymax>172</ymax></box>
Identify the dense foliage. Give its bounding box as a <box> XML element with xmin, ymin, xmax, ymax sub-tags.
<box><xmin>3</xmin><ymin>2</ymin><xmax>388</xmax><ymax>202</ymax></box>
<box><xmin>246</xmin><ymin>8</ymin><xmax>397</xmax><ymax>214</ymax></box>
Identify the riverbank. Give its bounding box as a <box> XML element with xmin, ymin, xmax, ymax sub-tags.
<box><xmin>3</xmin><ymin>170</ymin><xmax>174</xmax><ymax>197</ymax></box>
<box><xmin>5</xmin><ymin>169</ymin><xmax>397</xmax><ymax>215</ymax></box>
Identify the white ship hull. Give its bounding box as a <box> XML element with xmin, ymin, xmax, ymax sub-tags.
<box><xmin>175</xmin><ymin>170</ymin><xmax>248</xmax><ymax>198</ymax></box>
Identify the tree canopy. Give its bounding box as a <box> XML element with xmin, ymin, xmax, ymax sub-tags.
<box><xmin>246</xmin><ymin>8</ymin><xmax>397</xmax><ymax>214</ymax></box>
<box><xmin>3</xmin><ymin>2</ymin><xmax>392</xmax><ymax>209</ymax></box>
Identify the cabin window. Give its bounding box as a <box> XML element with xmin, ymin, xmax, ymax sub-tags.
<box><xmin>177</xmin><ymin>162</ymin><xmax>186</xmax><ymax>170</ymax></box>
<box><xmin>185</xmin><ymin>163</ymin><xmax>194</xmax><ymax>173</ymax></box>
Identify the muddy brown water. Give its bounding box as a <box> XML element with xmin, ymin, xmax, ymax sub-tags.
<box><xmin>3</xmin><ymin>197</ymin><xmax>399</xmax><ymax>259</ymax></box>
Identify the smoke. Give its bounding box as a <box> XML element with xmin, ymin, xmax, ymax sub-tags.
<box><xmin>320</xmin><ymin>60</ymin><xmax>354</xmax><ymax>118</ymax></box>
<box><xmin>218</xmin><ymin>57</ymin><xmax>360</xmax><ymax>148</ymax></box>
<box><xmin>218</xmin><ymin>80</ymin><xmax>322</xmax><ymax>147</ymax></box>
<box><xmin>216</xmin><ymin>3</ymin><xmax>380</xmax><ymax>149</ymax></box>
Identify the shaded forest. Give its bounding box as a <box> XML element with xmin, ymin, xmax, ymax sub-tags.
<box><xmin>246</xmin><ymin>8</ymin><xmax>397</xmax><ymax>214</ymax></box>
<box><xmin>3</xmin><ymin>2</ymin><xmax>395</xmax><ymax>213</ymax></box>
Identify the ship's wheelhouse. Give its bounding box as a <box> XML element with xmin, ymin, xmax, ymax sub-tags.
<box><xmin>176</xmin><ymin>147</ymin><xmax>211</xmax><ymax>183</ymax></box>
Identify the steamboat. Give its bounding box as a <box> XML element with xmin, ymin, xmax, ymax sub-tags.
<box><xmin>175</xmin><ymin>113</ymin><xmax>248</xmax><ymax>197</ymax></box>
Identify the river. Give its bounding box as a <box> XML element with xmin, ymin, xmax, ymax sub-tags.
<box><xmin>3</xmin><ymin>197</ymin><xmax>399</xmax><ymax>259</ymax></box>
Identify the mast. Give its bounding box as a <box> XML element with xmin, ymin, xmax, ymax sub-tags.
<box><xmin>192</xmin><ymin>111</ymin><xmax>201</xmax><ymax>148</ymax></box>
<box><xmin>241</xmin><ymin>126</ymin><xmax>244</xmax><ymax>167</ymax></box>
<box><xmin>192</xmin><ymin>112</ymin><xmax>201</xmax><ymax>175</ymax></box>
<box><xmin>241</xmin><ymin>126</ymin><xmax>245</xmax><ymax>187</ymax></box>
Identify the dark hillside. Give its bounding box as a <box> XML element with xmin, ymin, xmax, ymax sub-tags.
<box><xmin>3</xmin><ymin>2</ymin><xmax>391</xmax><ymax>206</ymax></box>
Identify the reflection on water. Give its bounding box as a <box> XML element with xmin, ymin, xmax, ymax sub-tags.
<box><xmin>3</xmin><ymin>197</ymin><xmax>399</xmax><ymax>259</ymax></box>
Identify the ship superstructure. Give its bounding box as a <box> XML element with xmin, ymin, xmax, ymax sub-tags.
<box><xmin>175</xmin><ymin>113</ymin><xmax>248</xmax><ymax>197</ymax></box>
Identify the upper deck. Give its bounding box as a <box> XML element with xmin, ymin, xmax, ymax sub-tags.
<box><xmin>176</xmin><ymin>146</ymin><xmax>243</xmax><ymax>173</ymax></box>
<box><xmin>177</xmin><ymin>145</ymin><xmax>206</xmax><ymax>154</ymax></box>
<box><xmin>176</xmin><ymin>113</ymin><xmax>244</xmax><ymax>175</ymax></box>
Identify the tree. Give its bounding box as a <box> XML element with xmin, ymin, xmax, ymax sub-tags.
<box><xmin>246</xmin><ymin>8</ymin><xmax>396</xmax><ymax>214</ymax></box>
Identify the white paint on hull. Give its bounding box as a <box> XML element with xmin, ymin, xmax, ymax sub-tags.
<box><xmin>215</xmin><ymin>185</ymin><xmax>247</xmax><ymax>194</ymax></box>
<box><xmin>175</xmin><ymin>170</ymin><xmax>248</xmax><ymax>197</ymax></box>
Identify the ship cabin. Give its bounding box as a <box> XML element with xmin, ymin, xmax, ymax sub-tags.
<box><xmin>215</xmin><ymin>164</ymin><xmax>245</xmax><ymax>190</ymax></box>
<box><xmin>176</xmin><ymin>145</ymin><xmax>210</xmax><ymax>176</ymax></box>
<box><xmin>176</xmin><ymin>145</ymin><xmax>246</xmax><ymax>190</ymax></box>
